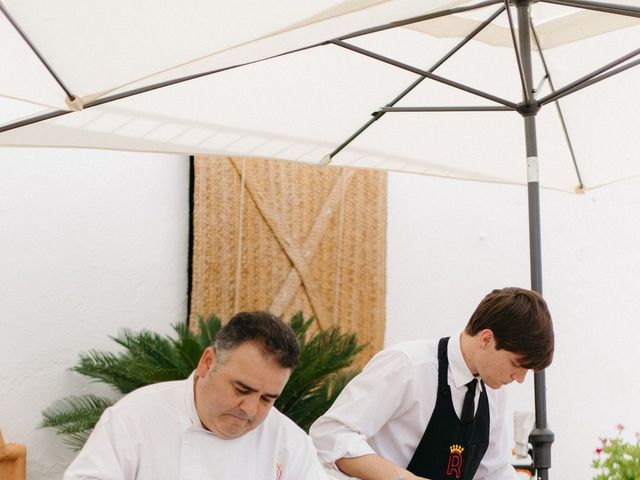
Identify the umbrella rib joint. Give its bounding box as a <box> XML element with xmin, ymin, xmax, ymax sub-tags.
<box><xmin>515</xmin><ymin>100</ymin><xmax>541</xmax><ymax>117</ymax></box>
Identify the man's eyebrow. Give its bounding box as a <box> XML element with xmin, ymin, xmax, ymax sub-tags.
<box><xmin>234</xmin><ymin>381</ymin><xmax>280</xmax><ymax>399</ymax></box>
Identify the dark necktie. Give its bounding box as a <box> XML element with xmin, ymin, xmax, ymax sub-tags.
<box><xmin>461</xmin><ymin>378</ymin><xmax>477</xmax><ymax>423</ymax></box>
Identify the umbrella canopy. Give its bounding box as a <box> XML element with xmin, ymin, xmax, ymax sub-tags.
<box><xmin>1</xmin><ymin>1</ymin><xmax>639</xmax><ymax>478</ymax></box>
<box><xmin>1</xmin><ymin>0</ymin><xmax>638</xmax><ymax>191</ymax></box>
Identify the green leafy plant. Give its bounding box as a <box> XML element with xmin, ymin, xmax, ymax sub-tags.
<box><xmin>41</xmin><ymin>312</ymin><xmax>365</xmax><ymax>450</ymax></box>
<box><xmin>592</xmin><ymin>424</ymin><xmax>640</xmax><ymax>480</ymax></box>
<box><xmin>277</xmin><ymin>312</ymin><xmax>365</xmax><ymax>431</ymax></box>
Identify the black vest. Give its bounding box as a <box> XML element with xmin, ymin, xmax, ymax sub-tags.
<box><xmin>406</xmin><ymin>337</ymin><xmax>490</xmax><ymax>479</ymax></box>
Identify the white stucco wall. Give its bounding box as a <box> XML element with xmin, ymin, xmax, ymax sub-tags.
<box><xmin>0</xmin><ymin>148</ymin><xmax>189</xmax><ymax>479</ymax></box>
<box><xmin>386</xmin><ymin>171</ymin><xmax>640</xmax><ymax>480</ymax></box>
<box><xmin>1</xmin><ymin>149</ymin><xmax>638</xmax><ymax>480</ymax></box>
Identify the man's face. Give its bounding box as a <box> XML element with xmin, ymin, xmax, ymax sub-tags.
<box><xmin>194</xmin><ymin>342</ymin><xmax>291</xmax><ymax>439</ymax></box>
<box><xmin>474</xmin><ymin>330</ymin><xmax>529</xmax><ymax>389</ymax></box>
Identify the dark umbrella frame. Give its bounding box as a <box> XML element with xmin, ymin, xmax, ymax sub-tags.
<box><xmin>320</xmin><ymin>1</ymin><xmax>639</xmax><ymax>478</ymax></box>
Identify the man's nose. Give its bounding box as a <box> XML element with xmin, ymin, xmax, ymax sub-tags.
<box><xmin>239</xmin><ymin>395</ymin><xmax>259</xmax><ymax>418</ymax></box>
<box><xmin>513</xmin><ymin>368</ymin><xmax>528</xmax><ymax>384</ymax></box>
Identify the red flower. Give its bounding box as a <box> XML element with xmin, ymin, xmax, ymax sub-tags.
<box><xmin>595</xmin><ymin>447</ymin><xmax>603</xmax><ymax>455</ymax></box>
<box><xmin>616</xmin><ymin>423</ymin><xmax>625</xmax><ymax>432</ymax></box>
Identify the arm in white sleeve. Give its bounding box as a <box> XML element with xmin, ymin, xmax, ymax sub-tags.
<box><xmin>309</xmin><ymin>348</ymin><xmax>416</xmax><ymax>469</ymax></box>
<box><xmin>64</xmin><ymin>407</ymin><xmax>134</xmax><ymax>480</ymax></box>
<box><xmin>474</xmin><ymin>388</ymin><xmax>518</xmax><ymax>480</ymax></box>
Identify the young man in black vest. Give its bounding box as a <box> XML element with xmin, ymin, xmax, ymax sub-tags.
<box><xmin>310</xmin><ymin>287</ymin><xmax>554</xmax><ymax>480</ymax></box>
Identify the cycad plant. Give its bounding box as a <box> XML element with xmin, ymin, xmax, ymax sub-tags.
<box><xmin>41</xmin><ymin>312</ymin><xmax>365</xmax><ymax>450</ymax></box>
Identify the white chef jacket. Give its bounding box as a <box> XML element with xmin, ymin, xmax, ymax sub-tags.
<box><xmin>64</xmin><ymin>373</ymin><xmax>327</xmax><ymax>480</ymax></box>
<box><xmin>309</xmin><ymin>334</ymin><xmax>518</xmax><ymax>480</ymax></box>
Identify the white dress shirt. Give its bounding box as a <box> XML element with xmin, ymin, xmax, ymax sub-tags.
<box><xmin>64</xmin><ymin>373</ymin><xmax>327</xmax><ymax>480</ymax></box>
<box><xmin>309</xmin><ymin>334</ymin><xmax>518</xmax><ymax>480</ymax></box>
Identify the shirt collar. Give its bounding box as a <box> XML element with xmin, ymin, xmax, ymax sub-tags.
<box><xmin>448</xmin><ymin>333</ymin><xmax>481</xmax><ymax>391</ymax></box>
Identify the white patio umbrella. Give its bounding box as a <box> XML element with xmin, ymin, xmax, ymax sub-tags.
<box><xmin>1</xmin><ymin>1</ymin><xmax>639</xmax><ymax>477</ymax></box>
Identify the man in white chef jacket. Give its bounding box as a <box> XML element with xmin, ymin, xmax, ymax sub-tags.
<box><xmin>64</xmin><ymin>311</ymin><xmax>328</xmax><ymax>480</ymax></box>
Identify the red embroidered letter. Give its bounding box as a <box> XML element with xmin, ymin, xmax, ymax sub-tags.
<box><xmin>446</xmin><ymin>444</ymin><xmax>464</xmax><ymax>478</ymax></box>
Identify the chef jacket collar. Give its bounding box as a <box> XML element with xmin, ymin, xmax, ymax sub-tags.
<box><xmin>185</xmin><ymin>371</ymin><xmax>207</xmax><ymax>429</ymax></box>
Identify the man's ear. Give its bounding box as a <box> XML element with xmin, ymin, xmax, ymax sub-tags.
<box><xmin>478</xmin><ymin>329</ymin><xmax>495</xmax><ymax>349</ymax></box>
<box><xmin>196</xmin><ymin>346</ymin><xmax>216</xmax><ymax>377</ymax></box>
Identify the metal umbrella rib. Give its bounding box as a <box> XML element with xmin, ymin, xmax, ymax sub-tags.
<box><xmin>382</xmin><ymin>106</ymin><xmax>513</xmax><ymax>112</ymax></box>
<box><xmin>504</xmin><ymin>0</ymin><xmax>531</xmax><ymax>104</ymax></box>
<box><xmin>530</xmin><ymin>20</ymin><xmax>585</xmax><ymax>191</ymax></box>
<box><xmin>0</xmin><ymin>2</ymin><xmax>76</xmax><ymax>103</ymax></box>
<box><xmin>332</xmin><ymin>40</ymin><xmax>518</xmax><ymax>109</ymax></box>
<box><xmin>539</xmin><ymin>0</ymin><xmax>640</xmax><ymax>17</ymax></box>
<box><xmin>0</xmin><ymin>41</ymin><xmax>326</xmax><ymax>134</ymax></box>
<box><xmin>336</xmin><ymin>0</ymin><xmax>503</xmax><ymax>42</ymax></box>
<box><xmin>539</xmin><ymin>51</ymin><xmax>640</xmax><ymax>105</ymax></box>
<box><xmin>325</xmin><ymin>5</ymin><xmax>507</xmax><ymax>162</ymax></box>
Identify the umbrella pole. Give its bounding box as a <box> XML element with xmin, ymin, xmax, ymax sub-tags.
<box><xmin>525</xmin><ymin>114</ymin><xmax>554</xmax><ymax>480</ymax></box>
<box><xmin>516</xmin><ymin>2</ymin><xmax>555</xmax><ymax>479</ymax></box>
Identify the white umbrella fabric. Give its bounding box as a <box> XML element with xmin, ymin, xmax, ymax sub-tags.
<box><xmin>1</xmin><ymin>1</ymin><xmax>639</xmax><ymax>477</ymax></box>
<box><xmin>0</xmin><ymin>1</ymin><xmax>637</xmax><ymax>191</ymax></box>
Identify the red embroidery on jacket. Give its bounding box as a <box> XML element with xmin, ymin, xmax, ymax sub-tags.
<box><xmin>446</xmin><ymin>444</ymin><xmax>464</xmax><ymax>478</ymax></box>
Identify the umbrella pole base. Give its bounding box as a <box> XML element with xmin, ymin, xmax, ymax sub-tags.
<box><xmin>530</xmin><ymin>427</ymin><xmax>554</xmax><ymax>478</ymax></box>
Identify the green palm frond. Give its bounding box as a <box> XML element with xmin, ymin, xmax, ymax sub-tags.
<box><xmin>287</xmin><ymin>311</ymin><xmax>313</xmax><ymax>348</ymax></box>
<box><xmin>275</xmin><ymin>318</ymin><xmax>367</xmax><ymax>431</ymax></box>
<box><xmin>172</xmin><ymin>314</ymin><xmax>222</xmax><ymax>367</ymax></box>
<box><xmin>279</xmin><ymin>370</ymin><xmax>359</xmax><ymax>432</ymax></box>
<box><xmin>73</xmin><ymin>349</ymin><xmax>143</xmax><ymax>394</ymax></box>
<box><xmin>111</xmin><ymin>328</ymin><xmax>192</xmax><ymax>382</ymax></box>
<box><xmin>40</xmin><ymin>394</ymin><xmax>115</xmax><ymax>451</ymax></box>
<box><xmin>279</xmin><ymin>327</ymin><xmax>364</xmax><ymax>401</ymax></box>
<box><xmin>194</xmin><ymin>314</ymin><xmax>223</xmax><ymax>347</ymax></box>
<box><xmin>73</xmin><ymin>317</ymin><xmax>222</xmax><ymax>394</ymax></box>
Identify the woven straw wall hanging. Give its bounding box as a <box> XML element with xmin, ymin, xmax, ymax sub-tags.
<box><xmin>189</xmin><ymin>155</ymin><xmax>386</xmax><ymax>365</ymax></box>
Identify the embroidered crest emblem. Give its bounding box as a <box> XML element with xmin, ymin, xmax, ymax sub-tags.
<box><xmin>446</xmin><ymin>444</ymin><xmax>464</xmax><ymax>478</ymax></box>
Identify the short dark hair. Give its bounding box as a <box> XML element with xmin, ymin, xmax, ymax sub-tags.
<box><xmin>464</xmin><ymin>287</ymin><xmax>554</xmax><ymax>371</ymax></box>
<box><xmin>213</xmin><ymin>311</ymin><xmax>300</xmax><ymax>369</ymax></box>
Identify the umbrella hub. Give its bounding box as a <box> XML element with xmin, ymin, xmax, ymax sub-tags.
<box><xmin>516</xmin><ymin>100</ymin><xmax>541</xmax><ymax>117</ymax></box>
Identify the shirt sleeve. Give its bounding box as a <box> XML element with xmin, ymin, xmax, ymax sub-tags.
<box><xmin>473</xmin><ymin>388</ymin><xmax>519</xmax><ymax>480</ymax></box>
<box><xmin>63</xmin><ymin>407</ymin><xmax>133</xmax><ymax>480</ymax></box>
<box><xmin>309</xmin><ymin>348</ymin><xmax>416</xmax><ymax>469</ymax></box>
